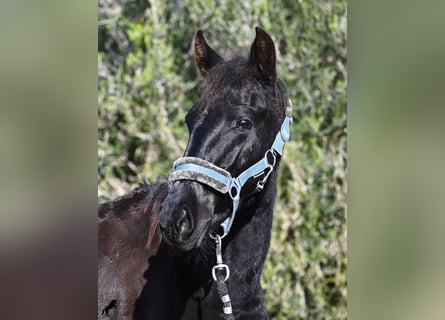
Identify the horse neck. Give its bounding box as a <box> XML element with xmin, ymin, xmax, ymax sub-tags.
<box><xmin>222</xmin><ymin>165</ymin><xmax>279</xmax><ymax>287</ymax></box>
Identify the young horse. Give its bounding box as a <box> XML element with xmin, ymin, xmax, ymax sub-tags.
<box><xmin>98</xmin><ymin>27</ymin><xmax>292</xmax><ymax>319</ymax></box>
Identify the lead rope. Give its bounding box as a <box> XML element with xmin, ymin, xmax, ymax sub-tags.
<box><xmin>211</xmin><ymin>234</ymin><xmax>234</xmax><ymax>320</ymax></box>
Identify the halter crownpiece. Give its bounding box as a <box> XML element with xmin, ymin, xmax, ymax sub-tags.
<box><xmin>168</xmin><ymin>99</ymin><xmax>293</xmax><ymax>237</ymax></box>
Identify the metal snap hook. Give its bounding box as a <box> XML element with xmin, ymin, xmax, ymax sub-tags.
<box><xmin>212</xmin><ymin>264</ymin><xmax>230</xmax><ymax>282</ymax></box>
<box><xmin>211</xmin><ymin>234</ymin><xmax>231</xmax><ymax>282</ymax></box>
<box><xmin>256</xmin><ymin>164</ymin><xmax>274</xmax><ymax>191</ymax></box>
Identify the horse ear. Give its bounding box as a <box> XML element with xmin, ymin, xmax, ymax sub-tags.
<box><xmin>194</xmin><ymin>30</ymin><xmax>223</xmax><ymax>77</ymax></box>
<box><xmin>249</xmin><ymin>27</ymin><xmax>277</xmax><ymax>83</ymax></box>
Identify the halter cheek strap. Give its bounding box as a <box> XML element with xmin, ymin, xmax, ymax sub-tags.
<box><xmin>168</xmin><ymin>101</ymin><xmax>292</xmax><ymax>237</ymax></box>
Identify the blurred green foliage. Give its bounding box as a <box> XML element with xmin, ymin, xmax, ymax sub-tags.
<box><xmin>98</xmin><ymin>0</ymin><xmax>346</xmax><ymax>318</ymax></box>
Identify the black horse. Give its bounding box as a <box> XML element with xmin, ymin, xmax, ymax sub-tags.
<box><xmin>98</xmin><ymin>27</ymin><xmax>292</xmax><ymax>320</ymax></box>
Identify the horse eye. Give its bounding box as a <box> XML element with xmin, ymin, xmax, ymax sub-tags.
<box><xmin>238</xmin><ymin>118</ymin><xmax>253</xmax><ymax>129</ymax></box>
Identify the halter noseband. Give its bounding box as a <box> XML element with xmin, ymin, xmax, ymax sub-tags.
<box><xmin>168</xmin><ymin>100</ymin><xmax>293</xmax><ymax>237</ymax></box>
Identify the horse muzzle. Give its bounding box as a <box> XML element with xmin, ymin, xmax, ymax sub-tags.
<box><xmin>158</xmin><ymin>181</ymin><xmax>218</xmax><ymax>252</ymax></box>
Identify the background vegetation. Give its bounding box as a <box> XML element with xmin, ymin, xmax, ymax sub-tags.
<box><xmin>98</xmin><ymin>0</ymin><xmax>346</xmax><ymax>318</ymax></box>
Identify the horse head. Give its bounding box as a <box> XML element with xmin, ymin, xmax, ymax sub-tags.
<box><xmin>158</xmin><ymin>27</ymin><xmax>290</xmax><ymax>254</ymax></box>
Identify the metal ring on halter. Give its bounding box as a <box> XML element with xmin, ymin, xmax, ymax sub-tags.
<box><xmin>228</xmin><ymin>178</ymin><xmax>241</xmax><ymax>201</ymax></box>
<box><xmin>264</xmin><ymin>149</ymin><xmax>277</xmax><ymax>167</ymax></box>
<box><xmin>209</xmin><ymin>230</ymin><xmax>228</xmax><ymax>240</ymax></box>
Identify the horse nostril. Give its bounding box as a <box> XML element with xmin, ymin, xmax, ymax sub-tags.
<box><xmin>176</xmin><ymin>207</ymin><xmax>193</xmax><ymax>236</ymax></box>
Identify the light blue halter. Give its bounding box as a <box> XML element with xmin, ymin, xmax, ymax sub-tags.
<box><xmin>169</xmin><ymin>100</ymin><xmax>292</xmax><ymax>237</ymax></box>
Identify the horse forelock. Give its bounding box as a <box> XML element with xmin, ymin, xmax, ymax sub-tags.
<box><xmin>200</xmin><ymin>56</ymin><xmax>287</xmax><ymax>118</ymax></box>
